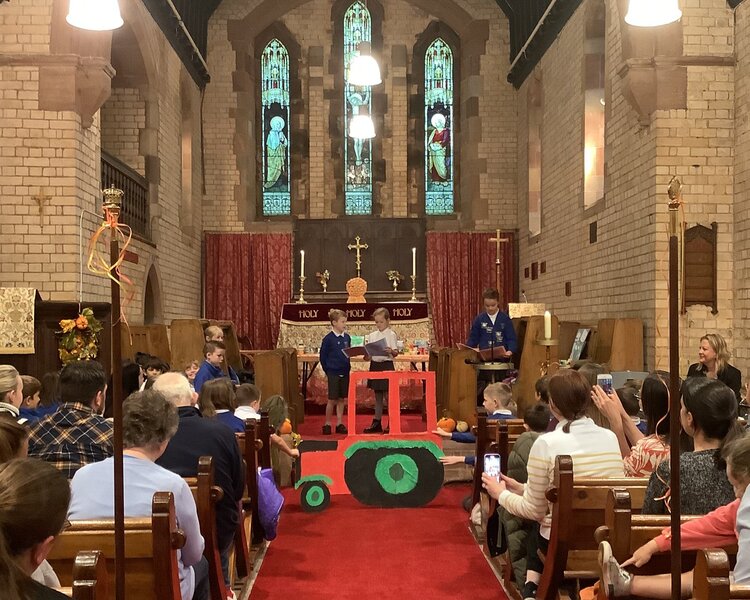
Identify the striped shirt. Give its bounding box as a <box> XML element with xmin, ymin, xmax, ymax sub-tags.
<box><xmin>28</xmin><ymin>403</ymin><xmax>113</xmax><ymax>479</ymax></box>
<box><xmin>498</xmin><ymin>417</ymin><xmax>624</xmax><ymax>538</ymax></box>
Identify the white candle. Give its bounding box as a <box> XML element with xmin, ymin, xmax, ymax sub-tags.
<box><xmin>544</xmin><ymin>310</ymin><xmax>552</xmax><ymax>340</ymax></box>
<box><xmin>300</xmin><ymin>250</ymin><xmax>305</xmax><ymax>277</ymax></box>
<box><xmin>412</xmin><ymin>247</ymin><xmax>416</xmax><ymax>278</ymax></box>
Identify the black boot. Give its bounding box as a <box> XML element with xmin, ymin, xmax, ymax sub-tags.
<box><xmin>364</xmin><ymin>419</ymin><xmax>383</xmax><ymax>434</ymax></box>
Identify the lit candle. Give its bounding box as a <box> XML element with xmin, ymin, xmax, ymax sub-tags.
<box><xmin>412</xmin><ymin>247</ymin><xmax>416</xmax><ymax>278</ymax></box>
<box><xmin>544</xmin><ymin>310</ymin><xmax>552</xmax><ymax>340</ymax></box>
<box><xmin>300</xmin><ymin>250</ymin><xmax>305</xmax><ymax>278</ymax></box>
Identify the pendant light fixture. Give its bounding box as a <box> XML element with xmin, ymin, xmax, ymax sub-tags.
<box><xmin>67</xmin><ymin>0</ymin><xmax>124</xmax><ymax>31</ymax></box>
<box><xmin>625</xmin><ymin>0</ymin><xmax>681</xmax><ymax>27</ymax></box>
<box><xmin>348</xmin><ymin>41</ymin><xmax>381</xmax><ymax>87</ymax></box>
<box><xmin>349</xmin><ymin>113</ymin><xmax>376</xmax><ymax>140</ymax></box>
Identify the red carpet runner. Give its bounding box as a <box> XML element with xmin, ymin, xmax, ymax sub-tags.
<box><xmin>250</xmin><ymin>483</ymin><xmax>509</xmax><ymax>600</ymax></box>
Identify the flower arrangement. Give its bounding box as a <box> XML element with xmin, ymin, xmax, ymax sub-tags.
<box><xmin>58</xmin><ymin>307</ymin><xmax>103</xmax><ymax>365</ymax></box>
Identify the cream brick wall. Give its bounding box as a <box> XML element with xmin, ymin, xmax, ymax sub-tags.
<box><xmin>203</xmin><ymin>0</ymin><xmax>517</xmax><ymax>231</ymax></box>
<box><xmin>0</xmin><ymin>0</ymin><xmax>203</xmax><ymax>325</ymax></box>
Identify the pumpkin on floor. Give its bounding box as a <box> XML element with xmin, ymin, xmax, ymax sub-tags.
<box><xmin>436</xmin><ymin>417</ymin><xmax>456</xmax><ymax>432</ymax></box>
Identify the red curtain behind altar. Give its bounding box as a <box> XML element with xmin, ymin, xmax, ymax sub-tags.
<box><xmin>204</xmin><ymin>233</ymin><xmax>292</xmax><ymax>350</ymax></box>
<box><xmin>427</xmin><ymin>231</ymin><xmax>516</xmax><ymax>348</ymax></box>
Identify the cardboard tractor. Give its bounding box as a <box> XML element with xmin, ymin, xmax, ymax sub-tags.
<box><xmin>294</xmin><ymin>370</ymin><xmax>445</xmax><ymax>512</ymax></box>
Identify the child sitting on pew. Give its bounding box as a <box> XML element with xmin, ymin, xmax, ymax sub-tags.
<box><xmin>204</xmin><ymin>326</ymin><xmax>241</xmax><ymax>385</ymax></box>
<box><xmin>194</xmin><ymin>341</ymin><xmax>238</xmax><ymax>393</ymax></box>
<box><xmin>19</xmin><ymin>375</ymin><xmax>41</xmax><ymax>423</ymax></box>
<box><xmin>617</xmin><ymin>385</ymin><xmax>648</xmax><ymax>435</ymax></box>
<box><xmin>184</xmin><ymin>360</ymin><xmax>200</xmax><ymax>391</ymax></box>
<box><xmin>432</xmin><ymin>383</ymin><xmax>516</xmax><ymax>444</ymax></box>
<box><xmin>234</xmin><ymin>383</ymin><xmax>261</xmax><ymax>422</ymax></box>
<box><xmin>0</xmin><ymin>458</ymin><xmax>72</xmax><ymax>600</ymax></box>
<box><xmin>199</xmin><ymin>379</ymin><xmax>245</xmax><ymax>433</ymax></box>
<box><xmin>599</xmin><ymin>432</ymin><xmax>750</xmax><ymax>598</ymax></box>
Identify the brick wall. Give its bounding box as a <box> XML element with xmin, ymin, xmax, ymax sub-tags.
<box><xmin>0</xmin><ymin>0</ymin><xmax>203</xmax><ymax>325</ymax></box>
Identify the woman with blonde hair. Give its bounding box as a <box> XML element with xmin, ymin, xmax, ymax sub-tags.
<box><xmin>0</xmin><ymin>365</ymin><xmax>24</xmax><ymax>422</ymax></box>
<box><xmin>686</xmin><ymin>333</ymin><xmax>742</xmax><ymax>402</ymax></box>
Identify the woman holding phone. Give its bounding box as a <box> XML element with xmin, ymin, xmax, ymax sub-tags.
<box><xmin>482</xmin><ymin>369</ymin><xmax>624</xmax><ymax>600</ymax></box>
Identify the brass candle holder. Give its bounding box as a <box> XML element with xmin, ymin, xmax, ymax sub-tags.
<box><xmin>535</xmin><ymin>338</ymin><xmax>558</xmax><ymax>376</ymax></box>
<box><xmin>297</xmin><ymin>275</ymin><xmax>307</xmax><ymax>304</ymax></box>
<box><xmin>410</xmin><ymin>274</ymin><xmax>417</xmax><ymax>302</ymax></box>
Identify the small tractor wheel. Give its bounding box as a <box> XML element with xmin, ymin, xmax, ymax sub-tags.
<box><xmin>300</xmin><ymin>480</ymin><xmax>331</xmax><ymax>513</ymax></box>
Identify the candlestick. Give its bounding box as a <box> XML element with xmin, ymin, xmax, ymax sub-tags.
<box><xmin>411</xmin><ymin>247</ymin><xmax>416</xmax><ymax>278</ymax></box>
<box><xmin>300</xmin><ymin>249</ymin><xmax>305</xmax><ymax>278</ymax></box>
<box><xmin>544</xmin><ymin>310</ymin><xmax>552</xmax><ymax>340</ymax></box>
<box><xmin>297</xmin><ymin>275</ymin><xmax>306</xmax><ymax>304</ymax></box>
<box><xmin>410</xmin><ymin>274</ymin><xmax>417</xmax><ymax>302</ymax></box>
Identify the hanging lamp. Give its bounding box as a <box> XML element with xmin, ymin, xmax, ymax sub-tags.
<box><xmin>625</xmin><ymin>0</ymin><xmax>681</xmax><ymax>27</ymax></box>
<box><xmin>67</xmin><ymin>0</ymin><xmax>124</xmax><ymax>31</ymax></box>
<box><xmin>349</xmin><ymin>114</ymin><xmax>376</xmax><ymax>139</ymax></box>
<box><xmin>348</xmin><ymin>41</ymin><xmax>381</xmax><ymax>86</ymax></box>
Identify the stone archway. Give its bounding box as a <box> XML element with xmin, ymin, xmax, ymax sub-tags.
<box><xmin>143</xmin><ymin>264</ymin><xmax>164</xmax><ymax>325</ymax></box>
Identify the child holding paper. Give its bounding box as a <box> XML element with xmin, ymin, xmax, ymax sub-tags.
<box><xmin>364</xmin><ymin>307</ymin><xmax>398</xmax><ymax>434</ymax></box>
<box><xmin>320</xmin><ymin>309</ymin><xmax>351</xmax><ymax>435</ymax></box>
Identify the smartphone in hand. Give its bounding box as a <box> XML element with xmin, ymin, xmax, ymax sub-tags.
<box><xmin>484</xmin><ymin>453</ymin><xmax>501</xmax><ymax>482</ymax></box>
<box><xmin>597</xmin><ymin>373</ymin><xmax>614</xmax><ymax>395</ymax></box>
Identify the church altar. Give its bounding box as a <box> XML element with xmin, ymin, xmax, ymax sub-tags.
<box><xmin>278</xmin><ymin>301</ymin><xmax>433</xmax><ymax>409</ymax></box>
<box><xmin>277</xmin><ymin>301</ymin><xmax>432</xmax><ymax>350</ymax></box>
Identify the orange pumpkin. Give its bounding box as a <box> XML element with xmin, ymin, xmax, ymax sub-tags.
<box><xmin>436</xmin><ymin>417</ymin><xmax>456</xmax><ymax>432</ymax></box>
<box><xmin>279</xmin><ymin>419</ymin><xmax>293</xmax><ymax>435</ymax></box>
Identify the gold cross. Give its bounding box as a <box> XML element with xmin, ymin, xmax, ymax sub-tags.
<box><xmin>489</xmin><ymin>229</ymin><xmax>509</xmax><ymax>293</ymax></box>
<box><xmin>347</xmin><ymin>235</ymin><xmax>369</xmax><ymax>278</ymax></box>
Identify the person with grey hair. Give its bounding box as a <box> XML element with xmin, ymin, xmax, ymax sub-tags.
<box><xmin>68</xmin><ymin>390</ymin><xmax>209</xmax><ymax>600</ymax></box>
<box><xmin>154</xmin><ymin>372</ymin><xmax>244</xmax><ymax>587</ymax></box>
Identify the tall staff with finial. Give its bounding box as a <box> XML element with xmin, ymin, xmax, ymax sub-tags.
<box><xmin>667</xmin><ymin>176</ymin><xmax>683</xmax><ymax>600</ymax></box>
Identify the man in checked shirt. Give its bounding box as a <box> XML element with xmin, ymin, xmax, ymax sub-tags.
<box><xmin>28</xmin><ymin>360</ymin><xmax>113</xmax><ymax>479</ymax></box>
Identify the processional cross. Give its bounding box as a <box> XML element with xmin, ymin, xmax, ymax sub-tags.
<box><xmin>489</xmin><ymin>229</ymin><xmax>509</xmax><ymax>297</ymax></box>
<box><xmin>347</xmin><ymin>235</ymin><xmax>369</xmax><ymax>277</ymax></box>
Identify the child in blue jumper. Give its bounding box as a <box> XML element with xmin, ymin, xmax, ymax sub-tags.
<box><xmin>194</xmin><ymin>341</ymin><xmax>238</xmax><ymax>393</ymax></box>
<box><xmin>319</xmin><ymin>309</ymin><xmax>351</xmax><ymax>435</ymax></box>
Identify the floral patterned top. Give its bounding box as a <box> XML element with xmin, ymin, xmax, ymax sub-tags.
<box><xmin>624</xmin><ymin>434</ymin><xmax>670</xmax><ymax>478</ymax></box>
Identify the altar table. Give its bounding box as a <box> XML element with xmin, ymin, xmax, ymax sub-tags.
<box><xmin>277</xmin><ymin>301</ymin><xmax>433</xmax><ymax>351</ymax></box>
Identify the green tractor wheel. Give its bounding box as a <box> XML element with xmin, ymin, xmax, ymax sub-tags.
<box><xmin>300</xmin><ymin>480</ymin><xmax>331</xmax><ymax>513</ymax></box>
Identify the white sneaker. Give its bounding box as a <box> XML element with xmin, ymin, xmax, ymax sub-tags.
<box><xmin>599</xmin><ymin>541</ymin><xmax>633</xmax><ymax>598</ymax></box>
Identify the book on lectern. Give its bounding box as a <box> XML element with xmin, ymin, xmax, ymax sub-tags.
<box><xmin>342</xmin><ymin>337</ymin><xmax>391</xmax><ymax>359</ymax></box>
<box><xmin>456</xmin><ymin>343</ymin><xmax>508</xmax><ymax>361</ymax></box>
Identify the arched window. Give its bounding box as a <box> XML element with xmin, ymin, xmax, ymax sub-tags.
<box><xmin>424</xmin><ymin>38</ymin><xmax>454</xmax><ymax>215</ymax></box>
<box><xmin>261</xmin><ymin>39</ymin><xmax>291</xmax><ymax>216</ymax></box>
<box><xmin>343</xmin><ymin>1</ymin><xmax>373</xmax><ymax>215</ymax></box>
<box><xmin>583</xmin><ymin>2</ymin><xmax>605</xmax><ymax>209</ymax></box>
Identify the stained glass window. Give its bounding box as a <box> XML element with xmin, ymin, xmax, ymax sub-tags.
<box><xmin>261</xmin><ymin>39</ymin><xmax>291</xmax><ymax>216</ymax></box>
<box><xmin>424</xmin><ymin>38</ymin><xmax>454</xmax><ymax>215</ymax></box>
<box><xmin>344</xmin><ymin>1</ymin><xmax>372</xmax><ymax>215</ymax></box>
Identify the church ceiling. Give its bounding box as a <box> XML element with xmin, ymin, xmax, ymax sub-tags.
<box><xmin>138</xmin><ymin>0</ymin><xmax>746</xmax><ymax>89</ymax></box>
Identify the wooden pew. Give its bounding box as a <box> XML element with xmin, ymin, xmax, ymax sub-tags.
<box><xmin>170</xmin><ymin>318</ymin><xmax>244</xmax><ymax>375</ymax></box>
<box><xmin>535</xmin><ymin>456</ymin><xmax>649</xmax><ymax>600</ymax></box>
<box><xmin>471</xmin><ymin>413</ymin><xmax>499</xmax><ymax>505</ymax></box>
<box><xmin>183</xmin><ymin>456</ymin><xmax>227</xmax><ymax>600</ymax></box>
<box><xmin>121</xmin><ymin>324</ymin><xmax>171</xmax><ymax>364</ymax></box>
<box><xmin>236</xmin><ymin>418</ymin><xmax>264</xmax><ymax>561</ymax></box>
<box><xmin>594</xmin><ymin>488</ymin><xmax>739</xmax><ymax>600</ymax></box>
<box><xmin>433</xmin><ymin>347</ymin><xmax>479</xmax><ymax>425</ymax></box>
<box><xmin>254</xmin><ymin>349</ymin><xmax>303</xmax><ymax>426</ymax></box>
<box><xmin>692</xmin><ymin>548</ymin><xmax>750</xmax><ymax>600</ymax></box>
<box><xmin>48</xmin><ymin>492</ymin><xmax>185</xmax><ymax>600</ymax></box>
<box><xmin>65</xmin><ymin>551</ymin><xmax>108</xmax><ymax>600</ymax></box>
<box><xmin>558</xmin><ymin>321</ymin><xmax>582</xmax><ymax>362</ymax></box>
<box><xmin>588</xmin><ymin>318</ymin><xmax>644</xmax><ymax>371</ymax></box>
<box><xmin>495</xmin><ymin>419</ymin><xmax>526</xmax><ymax>477</ymax></box>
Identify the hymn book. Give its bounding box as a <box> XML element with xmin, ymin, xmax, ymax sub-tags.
<box><xmin>342</xmin><ymin>337</ymin><xmax>391</xmax><ymax>359</ymax></box>
<box><xmin>457</xmin><ymin>343</ymin><xmax>508</xmax><ymax>361</ymax></box>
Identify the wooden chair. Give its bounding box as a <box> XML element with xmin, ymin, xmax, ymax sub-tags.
<box><xmin>183</xmin><ymin>456</ymin><xmax>227</xmax><ymax>600</ymax></box>
<box><xmin>535</xmin><ymin>456</ymin><xmax>650</xmax><ymax>600</ymax></box>
<box><xmin>64</xmin><ymin>551</ymin><xmax>108</xmax><ymax>600</ymax></box>
<box><xmin>48</xmin><ymin>492</ymin><xmax>185</xmax><ymax>600</ymax></box>
<box><xmin>692</xmin><ymin>548</ymin><xmax>750</xmax><ymax>600</ymax></box>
